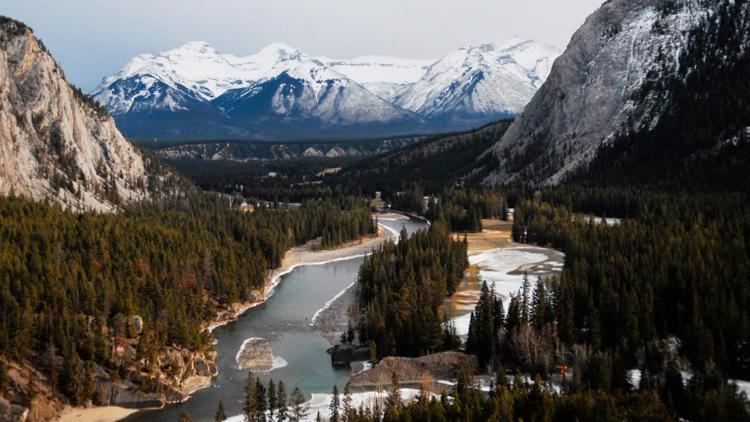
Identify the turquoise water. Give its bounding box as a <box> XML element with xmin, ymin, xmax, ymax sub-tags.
<box><xmin>125</xmin><ymin>216</ymin><xmax>426</xmax><ymax>421</ymax></box>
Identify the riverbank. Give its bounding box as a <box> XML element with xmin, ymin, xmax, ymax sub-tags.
<box><xmin>195</xmin><ymin>222</ymin><xmax>394</xmax><ymax>377</ymax></box>
<box><xmin>308</xmin><ymin>213</ymin><xmax>410</xmax><ymax>344</ymax></box>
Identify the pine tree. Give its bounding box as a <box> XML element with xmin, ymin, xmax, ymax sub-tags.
<box><xmin>244</xmin><ymin>371</ymin><xmax>258</xmax><ymax>421</ymax></box>
<box><xmin>521</xmin><ymin>272</ymin><xmax>531</xmax><ymax>324</ymax></box>
<box><xmin>385</xmin><ymin>372</ymin><xmax>401</xmax><ymax>415</ymax></box>
<box><xmin>343</xmin><ymin>383</ymin><xmax>353</xmax><ymax>422</ymax></box>
<box><xmin>290</xmin><ymin>387</ymin><xmax>308</xmax><ymax>422</ymax></box>
<box><xmin>215</xmin><ymin>400</ymin><xmax>226</xmax><ymax>422</ymax></box>
<box><xmin>467</xmin><ymin>281</ymin><xmax>498</xmax><ymax>369</ymax></box>
<box><xmin>277</xmin><ymin>381</ymin><xmax>288</xmax><ymax>422</ymax></box>
<box><xmin>268</xmin><ymin>379</ymin><xmax>277</xmax><ymax>421</ymax></box>
<box><xmin>255</xmin><ymin>378</ymin><xmax>267</xmax><ymax>422</ymax></box>
<box><xmin>61</xmin><ymin>350</ymin><xmax>84</xmax><ymax>405</ymax></box>
<box><xmin>329</xmin><ymin>385</ymin><xmax>340</xmax><ymax>422</ymax></box>
<box><xmin>531</xmin><ymin>277</ymin><xmax>547</xmax><ymax>331</ymax></box>
<box><xmin>492</xmin><ymin>285</ymin><xmax>505</xmax><ymax>332</ymax></box>
<box><xmin>506</xmin><ymin>295</ymin><xmax>522</xmax><ymax>333</ymax></box>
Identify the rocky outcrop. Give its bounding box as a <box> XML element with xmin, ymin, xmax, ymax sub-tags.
<box><xmin>0</xmin><ymin>359</ymin><xmax>64</xmax><ymax>422</ymax></box>
<box><xmin>93</xmin><ymin>378</ymin><xmax>164</xmax><ymax>409</ymax></box>
<box><xmin>235</xmin><ymin>338</ymin><xmax>274</xmax><ymax>372</ymax></box>
<box><xmin>328</xmin><ymin>344</ymin><xmax>370</xmax><ymax>367</ymax></box>
<box><xmin>150</xmin><ymin>138</ymin><xmax>417</xmax><ymax>163</ymax></box>
<box><xmin>482</xmin><ymin>0</ymin><xmax>711</xmax><ymax>185</ymax></box>
<box><xmin>349</xmin><ymin>351</ymin><xmax>477</xmax><ymax>388</ymax></box>
<box><xmin>91</xmin><ymin>347</ymin><xmax>217</xmax><ymax>408</ymax></box>
<box><xmin>0</xmin><ymin>17</ymin><xmax>181</xmax><ymax>212</ymax></box>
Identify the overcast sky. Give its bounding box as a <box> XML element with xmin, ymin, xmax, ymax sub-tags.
<box><xmin>5</xmin><ymin>0</ymin><xmax>603</xmax><ymax>90</ymax></box>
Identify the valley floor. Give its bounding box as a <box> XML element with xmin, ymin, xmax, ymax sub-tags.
<box><xmin>294</xmin><ymin>219</ymin><xmax>567</xmax><ymax>421</ymax></box>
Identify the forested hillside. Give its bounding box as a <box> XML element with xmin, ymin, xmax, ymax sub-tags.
<box><xmin>335</xmin><ymin>121</ymin><xmax>511</xmax><ymax>196</ymax></box>
<box><xmin>0</xmin><ymin>195</ymin><xmax>374</xmax><ymax>411</ymax></box>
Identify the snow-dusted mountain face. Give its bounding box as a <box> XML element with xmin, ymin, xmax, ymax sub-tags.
<box><xmin>482</xmin><ymin>0</ymin><xmax>740</xmax><ymax>186</ymax></box>
<box><xmin>395</xmin><ymin>40</ymin><xmax>560</xmax><ymax>124</ymax></box>
<box><xmin>94</xmin><ymin>43</ymin><xmax>426</xmax><ymax>139</ymax></box>
<box><xmin>320</xmin><ymin>56</ymin><xmax>433</xmax><ymax>102</ymax></box>
<box><xmin>94</xmin><ymin>40</ymin><xmax>559</xmax><ymax>140</ymax></box>
<box><xmin>0</xmin><ymin>17</ymin><xmax>181</xmax><ymax>212</ymax></box>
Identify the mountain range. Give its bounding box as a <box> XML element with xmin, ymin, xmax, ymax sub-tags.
<box><xmin>92</xmin><ymin>40</ymin><xmax>560</xmax><ymax>140</ymax></box>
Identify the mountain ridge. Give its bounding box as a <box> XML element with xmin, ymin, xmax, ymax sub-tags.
<box><xmin>482</xmin><ymin>0</ymin><xmax>724</xmax><ymax>186</ymax></box>
<box><xmin>93</xmin><ymin>40</ymin><xmax>560</xmax><ymax>140</ymax></box>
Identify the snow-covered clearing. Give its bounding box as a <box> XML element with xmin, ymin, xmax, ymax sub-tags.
<box><xmin>450</xmin><ymin>246</ymin><xmax>562</xmax><ymax>336</ymax></box>
<box><xmin>225</xmin><ymin>388</ymin><xmax>427</xmax><ymax>422</ymax></box>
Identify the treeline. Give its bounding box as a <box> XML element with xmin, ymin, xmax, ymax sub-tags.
<box><xmin>0</xmin><ymin>195</ymin><xmax>374</xmax><ymax>405</ymax></box>
<box><xmin>449</xmin><ymin>185</ymin><xmax>750</xmax><ymax>420</ymax></box>
<box><xmin>320</xmin><ymin>205</ymin><xmax>376</xmax><ymax>249</ymax></box>
<box><xmin>391</xmin><ymin>187</ymin><xmax>507</xmax><ymax>233</ymax></box>
<box><xmin>425</xmin><ymin>189</ymin><xmax>508</xmax><ymax>233</ymax></box>
<box><xmin>213</xmin><ymin>369</ymin><xmax>748</xmax><ymax>421</ymax></box>
<box><xmin>329</xmin><ymin>373</ymin><xmax>746</xmax><ymax>422</ymax></box>
<box><xmin>331</xmin><ymin>120</ymin><xmax>512</xmax><ymax>196</ymax></box>
<box><xmin>354</xmin><ymin>224</ymin><xmax>467</xmax><ymax>358</ymax></box>
<box><xmin>238</xmin><ymin>372</ymin><xmax>310</xmax><ymax>422</ymax></box>
<box><xmin>466</xmin><ymin>277</ymin><xmax>558</xmax><ymax>375</ymax></box>
<box><xmin>165</xmin><ymin>158</ymin><xmax>342</xmax><ymax>204</ymax></box>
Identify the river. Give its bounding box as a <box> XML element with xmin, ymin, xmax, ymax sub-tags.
<box><xmin>125</xmin><ymin>215</ymin><xmax>426</xmax><ymax>422</ymax></box>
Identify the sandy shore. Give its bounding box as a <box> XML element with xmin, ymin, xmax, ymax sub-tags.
<box><xmin>57</xmin><ymin>406</ymin><xmax>141</xmax><ymax>422</ymax></box>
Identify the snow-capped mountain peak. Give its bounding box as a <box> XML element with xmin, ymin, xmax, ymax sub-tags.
<box><xmin>93</xmin><ymin>40</ymin><xmax>262</xmax><ymax>113</ymax></box>
<box><xmin>173</xmin><ymin>40</ymin><xmax>217</xmax><ymax>54</ymax></box>
<box><xmin>394</xmin><ymin>40</ymin><xmax>561</xmax><ymax>119</ymax></box>
<box><xmin>255</xmin><ymin>42</ymin><xmax>302</xmax><ymax>62</ymax></box>
<box><xmin>319</xmin><ymin>55</ymin><xmax>433</xmax><ymax>102</ymax></box>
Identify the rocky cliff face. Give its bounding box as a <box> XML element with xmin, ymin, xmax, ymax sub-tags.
<box><xmin>149</xmin><ymin>137</ymin><xmax>421</xmax><ymax>162</ymax></box>
<box><xmin>0</xmin><ymin>17</ymin><xmax>179</xmax><ymax>212</ymax></box>
<box><xmin>482</xmin><ymin>0</ymin><xmax>713</xmax><ymax>185</ymax></box>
